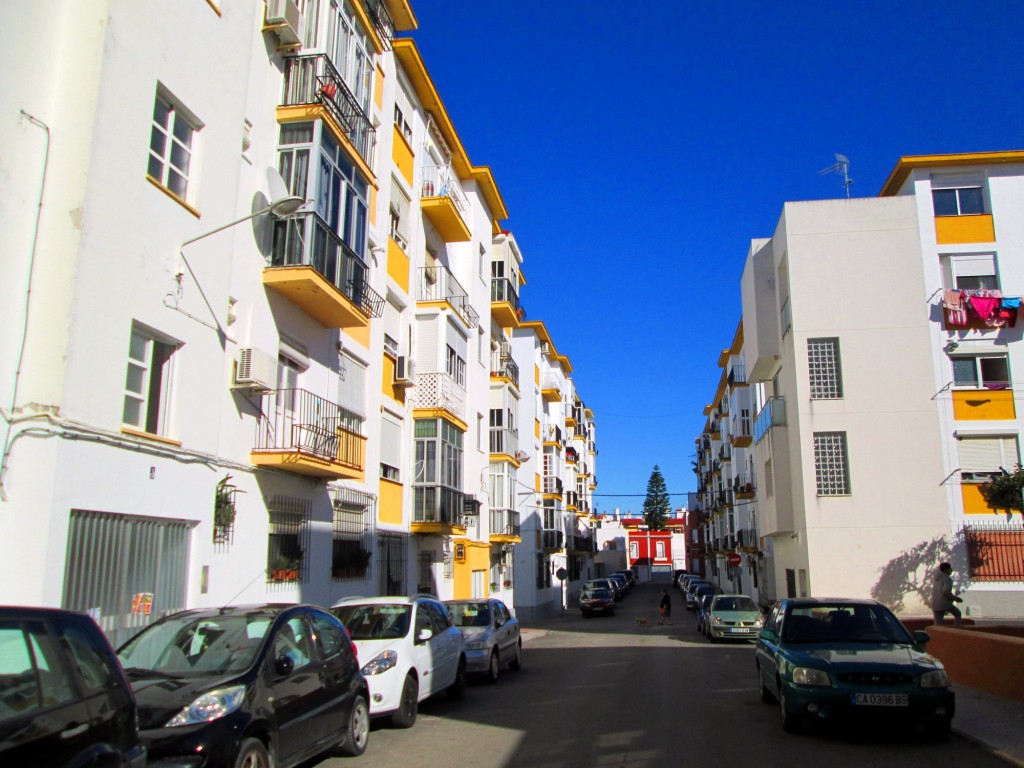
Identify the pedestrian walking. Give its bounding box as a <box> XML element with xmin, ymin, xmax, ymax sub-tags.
<box><xmin>930</xmin><ymin>562</ymin><xmax>963</xmax><ymax>626</ymax></box>
<box><xmin>658</xmin><ymin>589</ymin><xmax>672</xmax><ymax>625</ymax></box>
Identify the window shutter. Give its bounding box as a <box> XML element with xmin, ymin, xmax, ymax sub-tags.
<box><xmin>337</xmin><ymin>353</ymin><xmax>367</xmax><ymax>417</ymax></box>
<box><xmin>381</xmin><ymin>417</ymin><xmax>401</xmax><ymax>469</ymax></box>
<box><xmin>959</xmin><ymin>436</ymin><xmax>1019</xmax><ymax>472</ymax></box>
<box><xmin>952</xmin><ymin>254</ymin><xmax>996</xmax><ymax>278</ymax></box>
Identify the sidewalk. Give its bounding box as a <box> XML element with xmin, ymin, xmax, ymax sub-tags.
<box><xmin>519</xmin><ymin>624</ymin><xmax>1024</xmax><ymax>766</ymax></box>
<box><xmin>952</xmin><ymin>684</ymin><xmax>1024</xmax><ymax>767</ymax></box>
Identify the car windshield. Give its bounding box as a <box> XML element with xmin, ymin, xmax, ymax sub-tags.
<box><xmin>713</xmin><ymin>597</ymin><xmax>759</xmax><ymax>612</ymax></box>
<box><xmin>118</xmin><ymin>611</ymin><xmax>274</xmax><ymax>676</ymax></box>
<box><xmin>782</xmin><ymin>604</ymin><xmax>913</xmax><ymax>644</ymax></box>
<box><xmin>447</xmin><ymin>602</ymin><xmax>492</xmax><ymax>628</ymax></box>
<box><xmin>333</xmin><ymin>604</ymin><xmax>411</xmax><ymax>640</ymax></box>
<box><xmin>582</xmin><ymin>589</ymin><xmax>611</xmax><ymax>600</ymax></box>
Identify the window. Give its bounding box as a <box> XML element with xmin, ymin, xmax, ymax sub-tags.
<box><xmin>446</xmin><ymin>345</ymin><xmax>466</xmax><ymax>387</ymax></box>
<box><xmin>958</xmin><ymin>435</ymin><xmax>1019</xmax><ymax>483</ymax></box>
<box><xmin>123</xmin><ymin>325</ymin><xmax>177</xmax><ymax>436</ymax></box>
<box><xmin>380</xmin><ymin>417</ymin><xmax>401</xmax><ymax>481</ymax></box>
<box><xmin>326</xmin><ymin>0</ymin><xmax>373</xmax><ymax>113</ymax></box>
<box><xmin>267</xmin><ymin>496</ymin><xmax>311</xmax><ymax>583</ymax></box>
<box><xmin>148</xmin><ymin>90</ymin><xmax>199</xmax><ymax>201</ymax></box>
<box><xmin>331</xmin><ymin>488</ymin><xmax>373</xmax><ymax>580</ymax></box>
<box><xmin>655</xmin><ymin>541</ymin><xmax>666</xmax><ymax>559</ymax></box>
<box><xmin>389</xmin><ymin>185</ymin><xmax>410</xmax><ymax>250</ymax></box>
<box><xmin>941</xmin><ymin>253</ymin><xmax>999</xmax><ymax>291</ymax></box>
<box><xmin>807</xmin><ymin>338</ymin><xmax>843</xmax><ymax>399</ymax></box>
<box><xmin>952</xmin><ymin>354</ymin><xmax>1010</xmax><ymax>389</ymax></box>
<box><xmin>414</xmin><ymin>419</ymin><xmax>463</xmax><ymax>488</ymax></box>
<box><xmin>393</xmin><ymin>104</ymin><xmax>412</xmax><ymax>142</ymax></box>
<box><xmin>813</xmin><ymin>432</ymin><xmax>850</xmax><ymax>495</ymax></box>
<box><xmin>629</xmin><ymin>541</ymin><xmax>639</xmax><ymax>560</ymax></box>
<box><xmin>933</xmin><ymin>185</ymin><xmax>985</xmax><ymax>216</ymax></box>
<box><xmin>0</xmin><ymin>622</ymin><xmax>75</xmax><ymax>721</ymax></box>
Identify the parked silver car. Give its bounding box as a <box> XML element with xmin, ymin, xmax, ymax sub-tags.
<box><xmin>444</xmin><ymin>599</ymin><xmax>522</xmax><ymax>683</ymax></box>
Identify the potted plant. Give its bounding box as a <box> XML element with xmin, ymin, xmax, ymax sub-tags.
<box><xmin>213</xmin><ymin>475</ymin><xmax>242</xmax><ymax>543</ymax></box>
<box><xmin>270</xmin><ymin>556</ymin><xmax>301</xmax><ymax>582</ymax></box>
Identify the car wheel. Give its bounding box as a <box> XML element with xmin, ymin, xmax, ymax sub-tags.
<box><xmin>509</xmin><ymin>640</ymin><xmax>522</xmax><ymax>671</ymax></box>
<box><xmin>234</xmin><ymin>737</ymin><xmax>271</xmax><ymax>768</ymax></box>
<box><xmin>390</xmin><ymin>674</ymin><xmax>418</xmax><ymax>728</ymax></box>
<box><xmin>779</xmin><ymin>685</ymin><xmax>802</xmax><ymax>734</ymax></box>
<box><xmin>486</xmin><ymin>649</ymin><xmax>500</xmax><ymax>684</ymax></box>
<box><xmin>447</xmin><ymin>657</ymin><xmax>467</xmax><ymax>700</ymax></box>
<box><xmin>758</xmin><ymin>666</ymin><xmax>776</xmax><ymax>704</ymax></box>
<box><xmin>708</xmin><ymin>632</ymin><xmax>717</xmax><ymax>644</ymax></box>
<box><xmin>339</xmin><ymin>694</ymin><xmax>369</xmax><ymax>756</ymax></box>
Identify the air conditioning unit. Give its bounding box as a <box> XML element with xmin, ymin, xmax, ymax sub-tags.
<box><xmin>514</xmin><ymin>450</ymin><xmax>530</xmax><ymax>462</ymax></box>
<box><xmin>394</xmin><ymin>355</ymin><xmax>416</xmax><ymax>387</ymax></box>
<box><xmin>234</xmin><ymin>347</ymin><xmax>277</xmax><ymax>392</ymax></box>
<box><xmin>265</xmin><ymin>0</ymin><xmax>303</xmax><ymax>46</ymax></box>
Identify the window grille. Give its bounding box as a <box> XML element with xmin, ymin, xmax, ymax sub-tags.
<box><xmin>267</xmin><ymin>496</ymin><xmax>311</xmax><ymax>584</ymax></box>
<box><xmin>330</xmin><ymin>487</ymin><xmax>375</xmax><ymax>581</ymax></box>
<box><xmin>964</xmin><ymin>524</ymin><xmax>1024</xmax><ymax>582</ymax></box>
<box><xmin>808</xmin><ymin>337</ymin><xmax>844</xmax><ymax>399</ymax></box>
<box><xmin>813</xmin><ymin>432</ymin><xmax>850</xmax><ymax>495</ymax></box>
<box><xmin>377</xmin><ymin>531</ymin><xmax>408</xmax><ymax>596</ymax></box>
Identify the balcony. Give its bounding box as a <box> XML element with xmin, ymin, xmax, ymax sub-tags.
<box><xmin>541</xmin><ymin>373</ymin><xmax>563</xmax><ymax>403</ymax></box>
<box><xmin>489</xmin><ymin>509</ymin><xmax>521</xmax><ymax>543</ymax></box>
<box><xmin>728</xmin><ymin>363</ymin><xmax>747</xmax><ymax>389</ymax></box>
<box><xmin>716</xmin><ymin>489</ymin><xmax>734</xmax><ymax>508</ymax></box>
<box><xmin>418</xmin><ymin>266</ymin><xmax>479</xmax><ymax>328</ymax></box>
<box><xmin>736</xmin><ymin>529</ymin><xmax>759</xmax><ymax>552</ymax></box>
<box><xmin>731</xmin><ymin>415</ymin><xmax>753</xmax><ymax>447</ymax></box>
<box><xmin>733</xmin><ymin>474</ymin><xmax>756</xmax><ymax>499</ymax></box>
<box><xmin>753</xmin><ymin>397</ymin><xmax>786</xmax><ymax>444</ymax></box>
<box><xmin>953</xmin><ymin>388</ymin><xmax>1016</xmax><ymax>421</ymax></box>
<box><xmin>491</xmin><ymin>355</ymin><xmax>519</xmax><ymax>389</ymax></box>
<box><xmin>565</xmin><ymin>490</ymin><xmax>579</xmax><ymax>511</ymax></box>
<box><xmin>570</xmin><ymin>532</ymin><xmax>595</xmax><ymax>555</ymax></box>
<box><xmin>935</xmin><ymin>214</ymin><xmax>995</xmax><ymax>246</ymax></box>
<box><xmin>411</xmin><ymin>486</ymin><xmax>467</xmax><ymax>535</ymax></box>
<box><xmin>542</xmin><ymin>424</ymin><xmax>562</xmax><ymax>446</ymax></box>
<box><xmin>252</xmin><ymin>389</ymin><xmax>365</xmax><ymax>479</ymax></box>
<box><xmin>565</xmin><ymin>447</ymin><xmax>579</xmax><ymax>464</ymax></box>
<box><xmin>541</xmin><ymin>529</ymin><xmax>564</xmax><ymax>552</ymax></box>
<box><xmin>421</xmin><ymin>165</ymin><xmax>470</xmax><ymax>242</ymax></box>
<box><xmin>411</xmin><ymin>372</ymin><xmax>466</xmax><ymax>424</ymax></box>
<box><xmin>719</xmin><ymin>444</ymin><xmax>732</xmax><ymax>462</ymax></box>
<box><xmin>542</xmin><ymin>476</ymin><xmax>563</xmax><ymax>497</ymax></box>
<box><xmin>281</xmin><ymin>54</ymin><xmax>375</xmax><ymax>170</ymax></box>
<box><xmin>589</xmin><ymin>474</ymin><xmax>597</xmax><ymax>490</ymax></box>
<box><xmin>941</xmin><ymin>289</ymin><xmax>1018</xmax><ymax>331</ymax></box>
<box><xmin>491</xmin><ymin>276</ymin><xmax>523</xmax><ymax>327</ymax></box>
<box><xmin>489</xmin><ymin>427</ymin><xmax>519</xmax><ymax>459</ymax></box>
<box><xmin>267</xmin><ymin>213</ymin><xmax>384</xmax><ymax>327</ymax></box>
<box><xmin>362</xmin><ymin>0</ymin><xmax>395</xmax><ymax>48</ymax></box>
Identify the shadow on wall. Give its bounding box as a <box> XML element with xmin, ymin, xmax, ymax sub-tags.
<box><xmin>870</xmin><ymin>531</ymin><xmax>968</xmax><ymax>612</ymax></box>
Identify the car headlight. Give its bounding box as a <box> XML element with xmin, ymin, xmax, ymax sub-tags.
<box><xmin>166</xmin><ymin>685</ymin><xmax>246</xmax><ymax>727</ymax></box>
<box><xmin>791</xmin><ymin>667</ymin><xmax>831</xmax><ymax>686</ymax></box>
<box><xmin>919</xmin><ymin>669</ymin><xmax>951</xmax><ymax>688</ymax></box>
<box><xmin>710</xmin><ymin>616</ymin><xmax>723</xmax><ymax>625</ymax></box>
<box><xmin>465</xmin><ymin>640</ymin><xmax>488</xmax><ymax>651</ymax></box>
<box><xmin>362</xmin><ymin>649</ymin><xmax>398</xmax><ymax>676</ymax></box>
<box><xmin>754</xmin><ymin>616</ymin><xmax>764</xmax><ymax>627</ymax></box>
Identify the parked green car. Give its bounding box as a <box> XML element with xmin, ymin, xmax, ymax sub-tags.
<box><xmin>705</xmin><ymin>594</ymin><xmax>763</xmax><ymax>642</ymax></box>
<box><xmin>754</xmin><ymin>598</ymin><xmax>955</xmax><ymax>738</ymax></box>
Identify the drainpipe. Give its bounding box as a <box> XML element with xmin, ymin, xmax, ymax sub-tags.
<box><xmin>1</xmin><ymin>111</ymin><xmax>51</xmax><ymax>501</ymax></box>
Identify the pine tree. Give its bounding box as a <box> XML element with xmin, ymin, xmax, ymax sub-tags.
<box><xmin>642</xmin><ymin>465</ymin><xmax>671</xmax><ymax>530</ymax></box>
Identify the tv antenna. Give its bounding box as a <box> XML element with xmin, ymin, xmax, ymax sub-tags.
<box><xmin>819</xmin><ymin>153</ymin><xmax>853</xmax><ymax>198</ymax></box>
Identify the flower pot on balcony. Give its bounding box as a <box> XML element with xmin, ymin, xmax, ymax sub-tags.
<box><xmin>422</xmin><ymin>180</ymin><xmax>434</xmax><ymax>196</ymax></box>
<box><xmin>271</xmin><ymin>569</ymin><xmax>299</xmax><ymax>582</ymax></box>
<box><xmin>320</xmin><ymin>82</ymin><xmax>337</xmax><ymax>99</ymax></box>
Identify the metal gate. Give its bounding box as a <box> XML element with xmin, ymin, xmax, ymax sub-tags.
<box><xmin>62</xmin><ymin>510</ymin><xmax>193</xmax><ymax>646</ymax></box>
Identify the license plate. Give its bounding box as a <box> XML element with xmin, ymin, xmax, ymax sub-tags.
<box><xmin>852</xmin><ymin>693</ymin><xmax>908</xmax><ymax>707</ymax></box>
<box><xmin>729</xmin><ymin>628</ymin><xmax>750</xmax><ymax>633</ymax></box>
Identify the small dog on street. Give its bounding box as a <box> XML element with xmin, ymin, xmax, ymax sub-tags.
<box><xmin>635</xmin><ymin>616</ymin><xmax>649</xmax><ymax>626</ymax></box>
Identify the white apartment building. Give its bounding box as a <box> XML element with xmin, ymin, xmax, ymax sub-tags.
<box><xmin>2</xmin><ymin>0</ymin><xmax>600</xmax><ymax>642</ymax></box>
<box><xmin>695</xmin><ymin>151</ymin><xmax>1024</xmax><ymax>617</ymax></box>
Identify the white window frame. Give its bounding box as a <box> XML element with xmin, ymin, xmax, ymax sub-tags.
<box><xmin>940</xmin><ymin>253</ymin><xmax>999</xmax><ymax>292</ymax></box>
<box><xmin>123</xmin><ymin>325</ymin><xmax>178</xmax><ymax>436</ymax></box>
<box><xmin>807</xmin><ymin>337</ymin><xmax>843</xmax><ymax>400</ymax></box>
<box><xmin>951</xmin><ymin>352</ymin><xmax>1010</xmax><ymax>390</ymax></box>
<box><xmin>932</xmin><ymin>181</ymin><xmax>986</xmax><ymax>217</ymax></box>
<box><xmin>148</xmin><ymin>89</ymin><xmax>200</xmax><ymax>202</ymax></box>
<box><xmin>958</xmin><ymin>434</ymin><xmax>1019</xmax><ymax>483</ymax></box>
<box><xmin>813</xmin><ymin>432</ymin><xmax>850</xmax><ymax>496</ymax></box>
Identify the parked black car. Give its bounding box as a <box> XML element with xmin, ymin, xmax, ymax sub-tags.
<box><xmin>0</xmin><ymin>606</ymin><xmax>145</xmax><ymax>767</ymax></box>
<box><xmin>118</xmin><ymin>604</ymin><xmax>369</xmax><ymax>767</ymax></box>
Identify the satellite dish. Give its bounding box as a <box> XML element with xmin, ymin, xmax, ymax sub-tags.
<box><xmin>266</xmin><ymin>167</ymin><xmax>303</xmax><ymax>216</ymax></box>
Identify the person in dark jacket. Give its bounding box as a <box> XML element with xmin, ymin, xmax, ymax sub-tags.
<box><xmin>659</xmin><ymin>589</ymin><xmax>672</xmax><ymax>625</ymax></box>
<box><xmin>930</xmin><ymin>562</ymin><xmax>963</xmax><ymax>626</ymax></box>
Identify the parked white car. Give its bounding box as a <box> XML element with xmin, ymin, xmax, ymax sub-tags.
<box><xmin>331</xmin><ymin>595</ymin><xmax>466</xmax><ymax>728</ymax></box>
<box><xmin>444</xmin><ymin>598</ymin><xmax>522</xmax><ymax>683</ymax></box>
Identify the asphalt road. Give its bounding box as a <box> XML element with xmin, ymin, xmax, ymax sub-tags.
<box><xmin>311</xmin><ymin>580</ymin><xmax>1007</xmax><ymax>768</ymax></box>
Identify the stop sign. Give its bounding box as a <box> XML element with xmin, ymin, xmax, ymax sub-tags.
<box><xmin>727</xmin><ymin>552</ymin><xmax>742</xmax><ymax>567</ymax></box>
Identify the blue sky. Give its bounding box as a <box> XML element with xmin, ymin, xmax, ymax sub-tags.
<box><xmin>406</xmin><ymin>2</ymin><xmax>1024</xmax><ymax>514</ymax></box>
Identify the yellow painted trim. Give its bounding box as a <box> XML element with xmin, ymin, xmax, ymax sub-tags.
<box><xmin>879</xmin><ymin>151</ymin><xmax>1024</xmax><ymax>196</ymax></box>
<box><xmin>382</xmin><ymin>353</ymin><xmax>407</xmax><ymax>405</ymax></box>
<box><xmin>205</xmin><ymin>0</ymin><xmax>222</xmax><ymax>16</ymax></box>
<box><xmin>490</xmin><ymin>453</ymin><xmax>522</xmax><ymax>468</ymax></box>
<box><xmin>411</xmin><ymin>522</ymin><xmax>467</xmax><ymax>536</ymax></box>
<box><xmin>952</xmin><ymin>389</ymin><xmax>1015</xmax><ymax>420</ymax></box>
<box><xmin>534</xmin><ymin>419</ymin><xmax>540</xmax><ymax>439</ymax></box>
<box><xmin>387</xmin><ymin>236</ymin><xmax>410</xmax><ymax>293</ymax></box>
<box><xmin>382</xmin><ymin>0</ymin><xmax>418</xmax><ymax>30</ymax></box>
<box><xmin>935</xmin><ymin>214</ymin><xmax>996</xmax><ymax>245</ymax></box>
<box><xmin>350</xmin><ymin>0</ymin><xmax>386</xmax><ymax>54</ymax></box>
<box><xmin>489</xmin><ymin>534</ymin><xmax>522</xmax><ymax>544</ymax></box>
<box><xmin>519</xmin><ymin>320</ymin><xmax>573</xmax><ymax>374</ymax></box>
<box><xmin>378</xmin><ymin>478</ymin><xmax>404</xmax><ymax>525</ymax></box>
<box><xmin>961</xmin><ymin>483</ymin><xmax>1000</xmax><ymax>515</ymax></box>
<box><xmin>120</xmin><ymin>427</ymin><xmax>183</xmax><ymax>447</ymax></box>
<box><xmin>146</xmin><ymin>175</ymin><xmax>201</xmax><ymax>218</ymax></box>
<box><xmin>250</xmin><ymin>449</ymin><xmax>365</xmax><ymax>480</ymax></box>
<box><xmin>392</xmin><ymin>124</ymin><xmax>414</xmax><ymax>185</ymax></box>
<box><xmin>420</xmin><ymin>197</ymin><xmax>472</xmax><ymax>242</ymax></box>
<box><xmin>412</xmin><ymin>409</ymin><xmax>469</xmax><ymax>433</ymax></box>
<box><xmin>374</xmin><ymin>63</ymin><xmax>385</xmax><ymax>111</ymax></box>
<box><xmin>345</xmin><ymin>323</ymin><xmax>371</xmax><ymax>350</ymax></box>
<box><xmin>276</xmin><ymin>105</ymin><xmax>377</xmax><ymax>189</ymax></box>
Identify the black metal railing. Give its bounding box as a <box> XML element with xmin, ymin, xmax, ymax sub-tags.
<box><xmin>419</xmin><ymin>267</ymin><xmax>478</xmax><ymax>328</ymax></box>
<box><xmin>964</xmin><ymin>524</ymin><xmax>1024</xmax><ymax>582</ymax></box>
<box><xmin>254</xmin><ymin>389</ymin><xmax>365</xmax><ymax>469</ymax></box>
<box><xmin>541</xmin><ymin>530</ymin><xmax>564</xmax><ymax>550</ymax></box>
<box><xmin>565</xmin><ymin>447</ymin><xmax>579</xmax><ymax>463</ymax></box>
<box><xmin>490</xmin><ymin>277</ymin><xmax>521</xmax><ymax>313</ymax></box>
<box><xmin>282</xmin><ymin>54</ymin><xmax>375</xmax><ymax>167</ymax></box>
<box><xmin>571</xmin><ymin>533</ymin><xmax>595</xmax><ymax>554</ymax></box>
<box><xmin>362</xmin><ymin>0</ymin><xmax>395</xmax><ymax>48</ymax></box>
<box><xmin>733</xmin><ymin>474</ymin><xmax>755</xmax><ymax>494</ymax></box>
<box><xmin>413</xmin><ymin>486</ymin><xmax>466</xmax><ymax>527</ymax></box>
<box><xmin>489</xmin><ymin>427</ymin><xmax>519</xmax><ymax>457</ymax></box>
<box><xmin>491</xmin><ymin>357</ymin><xmax>519</xmax><ymax>387</ymax></box>
<box><xmin>489</xmin><ymin>508</ymin><xmax>520</xmax><ymax>538</ymax></box>
<box><xmin>565</xmin><ymin>490</ymin><xmax>579</xmax><ymax>509</ymax></box>
<box><xmin>271</xmin><ymin>212</ymin><xmax>384</xmax><ymax>318</ymax></box>
<box><xmin>728</xmin><ymin>364</ymin><xmax>746</xmax><ymax>387</ymax></box>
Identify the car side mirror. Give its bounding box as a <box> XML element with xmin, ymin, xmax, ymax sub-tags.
<box><xmin>275</xmin><ymin>654</ymin><xmax>295</xmax><ymax>677</ymax></box>
<box><xmin>758</xmin><ymin>628</ymin><xmax>776</xmax><ymax>642</ymax></box>
<box><xmin>913</xmin><ymin>630</ymin><xmax>931</xmax><ymax>647</ymax></box>
<box><xmin>416</xmin><ymin>627</ymin><xmax>433</xmax><ymax>644</ymax></box>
